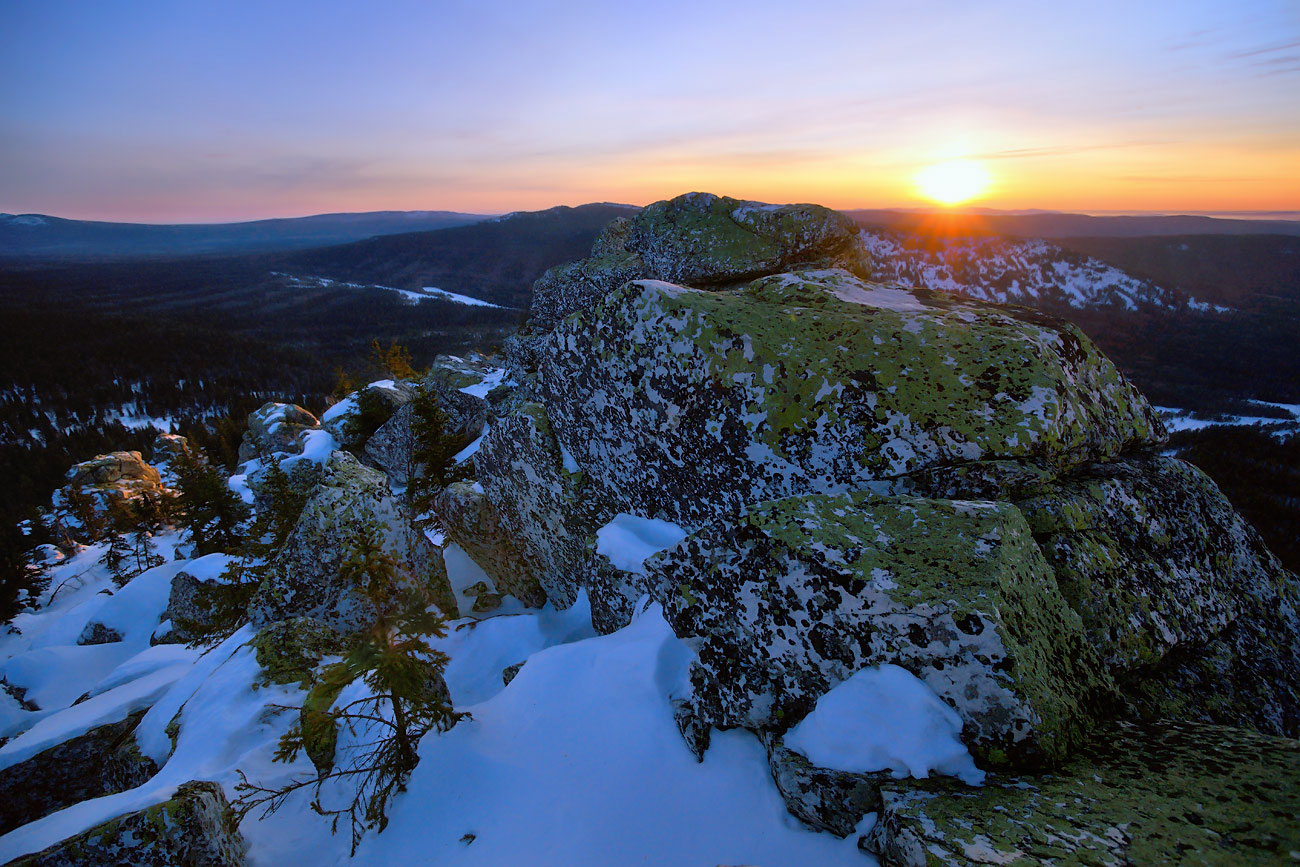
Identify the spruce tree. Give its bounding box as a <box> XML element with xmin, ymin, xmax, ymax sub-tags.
<box><xmin>99</xmin><ymin>529</ymin><xmax>134</xmax><ymax>587</ymax></box>
<box><xmin>407</xmin><ymin>383</ymin><xmax>459</xmax><ymax>517</ymax></box>
<box><xmin>174</xmin><ymin>453</ymin><xmax>250</xmax><ymax>555</ymax></box>
<box><xmin>235</xmin><ymin>519</ymin><xmax>463</xmax><ymax>853</ymax></box>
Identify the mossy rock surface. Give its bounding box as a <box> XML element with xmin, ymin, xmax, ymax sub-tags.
<box><xmin>10</xmin><ymin>780</ymin><xmax>247</xmax><ymax>867</ymax></box>
<box><xmin>435</xmin><ymin>482</ymin><xmax>547</xmax><ymax>608</ymax></box>
<box><xmin>537</xmin><ymin>271</ymin><xmax>1163</xmax><ymax>530</ymax></box>
<box><xmin>250</xmin><ymin>616</ymin><xmax>341</xmax><ymax>688</ymax></box>
<box><xmin>248</xmin><ymin>451</ymin><xmax>458</xmax><ymax>632</ymax></box>
<box><xmin>865</xmin><ymin>720</ymin><xmax>1300</xmax><ymax>866</ymax></box>
<box><xmin>650</xmin><ymin>490</ymin><xmax>1114</xmax><ymax>769</ymax></box>
<box><xmin>1017</xmin><ymin>455</ymin><xmax>1300</xmax><ymax>737</ymax></box>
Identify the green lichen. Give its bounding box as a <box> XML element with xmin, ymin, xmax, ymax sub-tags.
<box><xmin>734</xmin><ymin>491</ymin><xmax>1114</xmax><ymax>766</ymax></box>
<box><xmin>251</xmin><ymin>617</ymin><xmax>341</xmax><ymax>688</ymax></box>
<box><xmin>868</xmin><ymin>720</ymin><xmax>1300</xmax><ymax>866</ymax></box>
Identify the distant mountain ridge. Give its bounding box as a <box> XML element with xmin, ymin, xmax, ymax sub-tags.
<box><xmin>0</xmin><ymin>210</ymin><xmax>489</xmax><ymax>259</ymax></box>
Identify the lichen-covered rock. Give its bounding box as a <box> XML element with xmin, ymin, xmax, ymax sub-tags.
<box><xmin>651</xmin><ymin>491</ymin><xmax>1114</xmax><ymax>769</ymax></box>
<box><xmin>1017</xmin><ymin>455</ymin><xmax>1300</xmax><ymax>736</ymax></box>
<box><xmin>864</xmin><ymin>720</ymin><xmax>1300</xmax><ymax>866</ymax></box>
<box><xmin>539</xmin><ymin>272</ymin><xmax>1162</xmax><ymax>530</ymax></box>
<box><xmin>248</xmin><ymin>451</ymin><xmax>457</xmax><ymax>632</ymax></box>
<box><xmin>250</xmin><ymin>617</ymin><xmax>341</xmax><ymax>687</ymax></box>
<box><xmin>10</xmin><ymin>780</ymin><xmax>248</xmax><ymax>867</ymax></box>
<box><xmin>474</xmin><ymin>405</ymin><xmax>590</xmax><ymax>607</ymax></box>
<box><xmin>0</xmin><ymin>711</ymin><xmax>157</xmax><ymax>835</ymax></box>
<box><xmin>236</xmin><ymin>402</ymin><xmax>320</xmax><ymax>463</ymax></box>
<box><xmin>763</xmin><ymin>734</ymin><xmax>882</xmax><ymax>838</ymax></box>
<box><xmin>364</xmin><ymin>380</ymin><xmax>488</xmax><ymax>486</ymax></box>
<box><xmin>625</xmin><ymin>192</ymin><xmax>868</xmax><ymax>287</ymax></box>
<box><xmin>434</xmin><ymin>482</ymin><xmax>546</xmax><ymax>607</ymax></box>
<box><xmin>155</xmin><ymin>567</ymin><xmax>228</xmax><ymax>645</ymax></box>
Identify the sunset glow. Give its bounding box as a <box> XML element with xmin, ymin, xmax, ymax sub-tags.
<box><xmin>1</xmin><ymin>1</ymin><xmax>1298</xmax><ymax>221</ymax></box>
<box><xmin>914</xmin><ymin>161</ymin><xmax>993</xmax><ymax>207</ymax></box>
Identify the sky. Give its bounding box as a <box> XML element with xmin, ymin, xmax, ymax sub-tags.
<box><xmin>1</xmin><ymin>0</ymin><xmax>1297</xmax><ymax>222</ymax></box>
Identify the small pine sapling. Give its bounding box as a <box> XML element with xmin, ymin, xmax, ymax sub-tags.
<box><xmin>235</xmin><ymin>520</ymin><xmax>464</xmax><ymax>853</ymax></box>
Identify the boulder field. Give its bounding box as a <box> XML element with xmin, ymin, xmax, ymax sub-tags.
<box><xmin>459</xmin><ymin>192</ymin><xmax>1300</xmax><ymax>860</ymax></box>
<box><xmin>7</xmin><ymin>193</ymin><xmax>1297</xmax><ymax>865</ymax></box>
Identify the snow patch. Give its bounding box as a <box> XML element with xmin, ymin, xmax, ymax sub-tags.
<box><xmin>595</xmin><ymin>514</ymin><xmax>689</xmax><ymax>574</ymax></box>
<box><xmin>784</xmin><ymin>663</ymin><xmax>985</xmax><ymax>785</ymax></box>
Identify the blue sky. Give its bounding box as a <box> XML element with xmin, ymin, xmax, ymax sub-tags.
<box><xmin>1</xmin><ymin>0</ymin><xmax>1297</xmax><ymax>221</ymax></box>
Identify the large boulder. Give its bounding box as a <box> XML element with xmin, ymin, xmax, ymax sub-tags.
<box><xmin>237</xmin><ymin>402</ymin><xmax>320</xmax><ymax>463</ymax></box>
<box><xmin>479</xmin><ymin>268</ymin><xmax>1164</xmax><ymax>615</ymax></box>
<box><xmin>10</xmin><ymin>780</ymin><xmax>248</xmax><ymax>867</ymax></box>
<box><xmin>522</xmin><ymin>191</ymin><xmax>870</xmax><ymax>338</ymax></box>
<box><xmin>0</xmin><ymin>711</ymin><xmax>157</xmax><ymax>835</ymax></box>
<box><xmin>1016</xmin><ymin>455</ymin><xmax>1300</xmax><ymax>736</ymax></box>
<box><xmin>248</xmin><ymin>450</ymin><xmax>458</xmax><ymax>632</ymax></box>
<box><xmin>863</xmin><ymin>720</ymin><xmax>1300</xmax><ymax>866</ymax></box>
<box><xmin>474</xmin><ymin>403</ymin><xmax>589</xmax><ymax>606</ymax></box>
<box><xmin>625</xmin><ymin>192</ymin><xmax>868</xmax><ymax>287</ymax></box>
<box><xmin>150</xmin><ymin>433</ymin><xmax>199</xmax><ymax>465</ymax></box>
<box><xmin>649</xmin><ymin>491</ymin><xmax>1112</xmax><ymax>769</ymax></box>
<box><xmin>434</xmin><ymin>482</ymin><xmax>546</xmax><ymax>607</ymax></box>
<box><xmin>51</xmin><ymin>450</ymin><xmax>170</xmax><ymax>543</ymax></box>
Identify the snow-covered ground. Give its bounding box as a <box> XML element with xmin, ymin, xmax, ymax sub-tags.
<box><xmin>1155</xmin><ymin>401</ymin><xmax>1300</xmax><ymax>437</ymax></box>
<box><xmin>272</xmin><ymin>273</ymin><xmax>515</xmax><ymax>309</ymax></box>
<box><xmin>0</xmin><ymin>535</ymin><xmax>941</xmax><ymax>865</ymax></box>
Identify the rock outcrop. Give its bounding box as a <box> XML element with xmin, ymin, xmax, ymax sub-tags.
<box><xmin>237</xmin><ymin>402</ymin><xmax>320</xmax><ymax>463</ymax></box>
<box><xmin>864</xmin><ymin>720</ymin><xmax>1300</xmax><ymax>865</ymax></box>
<box><xmin>52</xmin><ymin>451</ymin><xmax>169</xmax><ymax>540</ymax></box>
<box><xmin>248</xmin><ymin>450</ymin><xmax>458</xmax><ymax>631</ymax></box>
<box><xmin>0</xmin><ymin>711</ymin><xmax>157</xmax><ymax>835</ymax></box>
<box><xmin>364</xmin><ymin>375</ymin><xmax>489</xmax><ymax>486</ymax></box>
<box><xmin>652</xmin><ymin>492</ymin><xmax>1112</xmax><ymax>769</ymax></box>
<box><xmin>472</xmin><ymin>190</ymin><xmax>1300</xmax><ymax>809</ymax></box>
<box><xmin>10</xmin><ymin>780</ymin><xmax>248</xmax><ymax>867</ymax></box>
<box><xmin>434</xmin><ymin>481</ymin><xmax>546</xmax><ymax>607</ymax></box>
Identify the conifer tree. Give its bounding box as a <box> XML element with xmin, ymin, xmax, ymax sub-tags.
<box><xmin>174</xmin><ymin>453</ymin><xmax>250</xmax><ymax>555</ymax></box>
<box><xmin>370</xmin><ymin>339</ymin><xmax>418</xmax><ymax>381</ymax></box>
<box><xmin>406</xmin><ymin>383</ymin><xmax>460</xmax><ymax>516</ymax></box>
<box><xmin>235</xmin><ymin>519</ymin><xmax>463</xmax><ymax>853</ymax></box>
<box><xmin>99</xmin><ymin>529</ymin><xmax>134</xmax><ymax>587</ymax></box>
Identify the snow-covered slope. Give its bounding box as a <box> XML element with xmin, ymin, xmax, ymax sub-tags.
<box><xmin>861</xmin><ymin>229</ymin><xmax>1228</xmax><ymax>312</ymax></box>
<box><xmin>273</xmin><ymin>273</ymin><xmax>515</xmax><ymax>309</ymax></box>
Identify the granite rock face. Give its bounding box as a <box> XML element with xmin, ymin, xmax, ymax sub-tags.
<box><xmin>0</xmin><ymin>711</ymin><xmax>157</xmax><ymax>836</ymax></box>
<box><xmin>10</xmin><ymin>780</ymin><xmax>248</xmax><ymax>867</ymax></box>
<box><xmin>248</xmin><ymin>450</ymin><xmax>457</xmax><ymax>632</ymax></box>
<box><xmin>651</xmin><ymin>491</ymin><xmax>1112</xmax><ymax>769</ymax></box>
<box><xmin>1016</xmin><ymin>455</ymin><xmax>1300</xmax><ymax>737</ymax></box>
<box><xmin>481</xmin><ymin>265</ymin><xmax>1164</xmax><ymax>622</ymax></box>
<box><xmin>864</xmin><ymin>720</ymin><xmax>1300</xmax><ymax>866</ymax></box>
<box><xmin>434</xmin><ymin>481</ymin><xmax>546</xmax><ymax>607</ymax></box>
<box><xmin>237</xmin><ymin>402</ymin><xmax>320</xmax><ymax>463</ymax></box>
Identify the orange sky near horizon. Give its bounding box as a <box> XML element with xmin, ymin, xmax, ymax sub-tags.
<box><xmin>2</xmin><ymin>0</ymin><xmax>1297</xmax><ymax>223</ymax></box>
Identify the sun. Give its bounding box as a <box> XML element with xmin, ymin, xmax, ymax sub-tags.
<box><xmin>914</xmin><ymin>159</ymin><xmax>992</xmax><ymax>206</ymax></box>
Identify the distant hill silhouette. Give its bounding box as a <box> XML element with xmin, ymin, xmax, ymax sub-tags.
<box><xmin>0</xmin><ymin>210</ymin><xmax>488</xmax><ymax>259</ymax></box>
